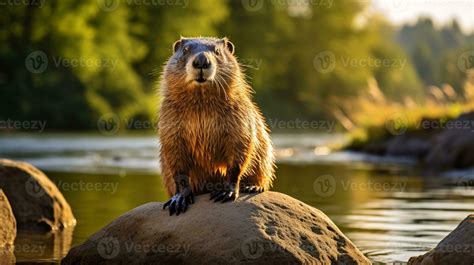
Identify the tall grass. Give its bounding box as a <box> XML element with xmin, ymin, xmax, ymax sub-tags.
<box><xmin>328</xmin><ymin>71</ymin><xmax>474</xmax><ymax>147</ymax></box>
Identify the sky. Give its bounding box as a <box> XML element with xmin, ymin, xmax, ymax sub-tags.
<box><xmin>371</xmin><ymin>0</ymin><xmax>474</xmax><ymax>33</ymax></box>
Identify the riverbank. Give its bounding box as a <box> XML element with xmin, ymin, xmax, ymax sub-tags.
<box><xmin>347</xmin><ymin>111</ymin><xmax>474</xmax><ymax>172</ymax></box>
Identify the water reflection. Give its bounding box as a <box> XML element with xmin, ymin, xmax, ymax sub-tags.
<box><xmin>14</xmin><ymin>226</ymin><xmax>74</xmax><ymax>263</ymax></box>
<box><xmin>274</xmin><ymin>163</ymin><xmax>474</xmax><ymax>263</ymax></box>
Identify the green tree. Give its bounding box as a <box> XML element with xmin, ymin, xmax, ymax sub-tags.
<box><xmin>397</xmin><ymin>17</ymin><xmax>473</xmax><ymax>91</ymax></box>
<box><xmin>0</xmin><ymin>0</ymin><xmax>228</xmax><ymax>129</ymax></box>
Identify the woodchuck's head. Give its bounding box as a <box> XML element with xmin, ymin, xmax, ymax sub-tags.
<box><xmin>161</xmin><ymin>37</ymin><xmax>244</xmax><ymax>95</ymax></box>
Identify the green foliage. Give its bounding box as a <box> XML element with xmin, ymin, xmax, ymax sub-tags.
<box><xmin>0</xmin><ymin>0</ymin><xmax>228</xmax><ymax>129</ymax></box>
<box><xmin>0</xmin><ymin>1</ymin><xmax>471</xmax><ymax>130</ymax></box>
<box><xmin>1</xmin><ymin>1</ymin><xmax>148</xmax><ymax>128</ymax></box>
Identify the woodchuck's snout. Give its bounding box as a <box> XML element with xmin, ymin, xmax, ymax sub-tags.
<box><xmin>190</xmin><ymin>52</ymin><xmax>214</xmax><ymax>83</ymax></box>
<box><xmin>192</xmin><ymin>53</ymin><xmax>211</xmax><ymax>69</ymax></box>
<box><xmin>160</xmin><ymin>37</ymin><xmax>276</xmax><ymax>216</ymax></box>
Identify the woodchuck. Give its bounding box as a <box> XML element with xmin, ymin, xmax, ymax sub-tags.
<box><xmin>159</xmin><ymin>37</ymin><xmax>275</xmax><ymax>215</ymax></box>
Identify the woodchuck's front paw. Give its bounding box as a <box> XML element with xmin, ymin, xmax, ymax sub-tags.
<box><xmin>163</xmin><ymin>188</ymin><xmax>194</xmax><ymax>216</ymax></box>
<box><xmin>163</xmin><ymin>174</ymin><xmax>194</xmax><ymax>216</ymax></box>
<box><xmin>209</xmin><ymin>182</ymin><xmax>239</xmax><ymax>203</ymax></box>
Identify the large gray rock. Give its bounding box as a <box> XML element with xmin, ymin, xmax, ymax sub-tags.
<box><xmin>0</xmin><ymin>159</ymin><xmax>76</xmax><ymax>232</ymax></box>
<box><xmin>353</xmin><ymin>111</ymin><xmax>474</xmax><ymax>171</ymax></box>
<box><xmin>408</xmin><ymin>215</ymin><xmax>474</xmax><ymax>265</ymax></box>
<box><xmin>62</xmin><ymin>191</ymin><xmax>370</xmax><ymax>265</ymax></box>
<box><xmin>0</xmin><ymin>189</ymin><xmax>16</xmax><ymax>264</ymax></box>
<box><xmin>424</xmin><ymin>112</ymin><xmax>474</xmax><ymax>169</ymax></box>
<box><xmin>385</xmin><ymin>133</ymin><xmax>432</xmax><ymax>158</ymax></box>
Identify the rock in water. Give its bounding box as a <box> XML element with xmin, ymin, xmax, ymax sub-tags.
<box><xmin>408</xmin><ymin>215</ymin><xmax>474</xmax><ymax>265</ymax></box>
<box><xmin>0</xmin><ymin>159</ymin><xmax>76</xmax><ymax>232</ymax></box>
<box><xmin>0</xmin><ymin>189</ymin><xmax>16</xmax><ymax>247</ymax></box>
<box><xmin>62</xmin><ymin>191</ymin><xmax>370</xmax><ymax>264</ymax></box>
<box><xmin>424</xmin><ymin>112</ymin><xmax>474</xmax><ymax>169</ymax></box>
<box><xmin>0</xmin><ymin>189</ymin><xmax>16</xmax><ymax>264</ymax></box>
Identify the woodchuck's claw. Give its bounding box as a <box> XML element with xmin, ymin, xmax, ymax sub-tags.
<box><xmin>212</xmin><ymin>190</ymin><xmax>237</xmax><ymax>203</ymax></box>
<box><xmin>163</xmin><ymin>199</ymin><xmax>172</xmax><ymax>209</ymax></box>
<box><xmin>241</xmin><ymin>186</ymin><xmax>263</xmax><ymax>193</ymax></box>
<box><xmin>209</xmin><ymin>190</ymin><xmax>219</xmax><ymax>200</ymax></box>
<box><xmin>163</xmin><ymin>190</ymin><xmax>194</xmax><ymax>216</ymax></box>
<box><xmin>213</xmin><ymin>191</ymin><xmax>226</xmax><ymax>202</ymax></box>
<box><xmin>222</xmin><ymin>191</ymin><xmax>236</xmax><ymax>203</ymax></box>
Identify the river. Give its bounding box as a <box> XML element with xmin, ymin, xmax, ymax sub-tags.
<box><xmin>1</xmin><ymin>133</ymin><xmax>473</xmax><ymax>264</ymax></box>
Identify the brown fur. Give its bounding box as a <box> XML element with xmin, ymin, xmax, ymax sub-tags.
<box><xmin>158</xmin><ymin>37</ymin><xmax>275</xmax><ymax>196</ymax></box>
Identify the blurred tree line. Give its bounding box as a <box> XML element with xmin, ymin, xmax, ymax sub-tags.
<box><xmin>397</xmin><ymin>17</ymin><xmax>474</xmax><ymax>92</ymax></box>
<box><xmin>0</xmin><ymin>0</ymin><xmax>472</xmax><ymax>130</ymax></box>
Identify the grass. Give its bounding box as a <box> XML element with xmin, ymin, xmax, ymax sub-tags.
<box><xmin>328</xmin><ymin>72</ymin><xmax>474</xmax><ymax>149</ymax></box>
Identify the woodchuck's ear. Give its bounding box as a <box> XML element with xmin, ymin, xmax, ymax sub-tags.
<box><xmin>173</xmin><ymin>39</ymin><xmax>182</xmax><ymax>53</ymax></box>
<box><xmin>223</xmin><ymin>38</ymin><xmax>235</xmax><ymax>54</ymax></box>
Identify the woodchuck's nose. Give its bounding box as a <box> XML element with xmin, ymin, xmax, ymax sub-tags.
<box><xmin>192</xmin><ymin>53</ymin><xmax>211</xmax><ymax>69</ymax></box>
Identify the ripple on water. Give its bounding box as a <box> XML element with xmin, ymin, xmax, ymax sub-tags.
<box><xmin>328</xmin><ymin>193</ymin><xmax>474</xmax><ymax>263</ymax></box>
